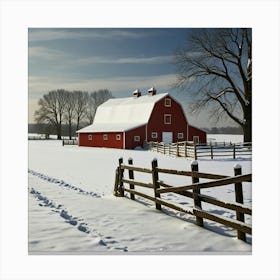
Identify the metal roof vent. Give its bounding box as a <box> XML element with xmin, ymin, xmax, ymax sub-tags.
<box><xmin>148</xmin><ymin>87</ymin><xmax>157</xmax><ymax>96</ymax></box>
<box><xmin>133</xmin><ymin>89</ymin><xmax>141</xmax><ymax>97</ymax></box>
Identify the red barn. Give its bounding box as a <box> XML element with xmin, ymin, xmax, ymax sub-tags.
<box><xmin>77</xmin><ymin>88</ymin><xmax>206</xmax><ymax>149</ymax></box>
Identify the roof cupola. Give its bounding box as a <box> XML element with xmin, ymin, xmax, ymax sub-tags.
<box><xmin>133</xmin><ymin>89</ymin><xmax>141</xmax><ymax>97</ymax></box>
<box><xmin>148</xmin><ymin>87</ymin><xmax>157</xmax><ymax>96</ymax></box>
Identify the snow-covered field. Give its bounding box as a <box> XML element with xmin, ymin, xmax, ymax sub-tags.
<box><xmin>28</xmin><ymin>135</ymin><xmax>252</xmax><ymax>254</ymax></box>
<box><xmin>207</xmin><ymin>134</ymin><xmax>244</xmax><ymax>143</ymax></box>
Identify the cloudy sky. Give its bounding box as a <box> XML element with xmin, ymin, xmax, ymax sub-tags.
<box><xmin>28</xmin><ymin>28</ymin><xmax>218</xmax><ymax>127</ymax></box>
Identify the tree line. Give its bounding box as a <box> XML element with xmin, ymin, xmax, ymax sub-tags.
<box><xmin>35</xmin><ymin>89</ymin><xmax>113</xmax><ymax>139</ymax></box>
<box><xmin>202</xmin><ymin>126</ymin><xmax>243</xmax><ymax>135</ymax></box>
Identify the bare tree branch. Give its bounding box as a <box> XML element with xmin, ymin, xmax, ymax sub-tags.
<box><xmin>173</xmin><ymin>28</ymin><xmax>252</xmax><ymax>141</ymax></box>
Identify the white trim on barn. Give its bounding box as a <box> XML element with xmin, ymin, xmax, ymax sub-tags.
<box><xmin>123</xmin><ymin>132</ymin><xmax>125</xmax><ymax>149</ymax></box>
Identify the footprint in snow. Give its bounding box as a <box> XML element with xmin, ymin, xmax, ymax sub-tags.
<box><xmin>66</xmin><ymin>220</ymin><xmax>78</xmax><ymax>226</ymax></box>
<box><xmin>113</xmin><ymin>246</ymin><xmax>128</xmax><ymax>252</ymax></box>
<box><xmin>78</xmin><ymin>224</ymin><xmax>90</xmax><ymax>233</ymax></box>
<box><xmin>104</xmin><ymin>236</ymin><xmax>118</xmax><ymax>244</ymax></box>
<box><xmin>60</xmin><ymin>210</ymin><xmax>72</xmax><ymax>220</ymax></box>
<box><xmin>28</xmin><ymin>169</ymin><xmax>102</xmax><ymax>198</ymax></box>
<box><xmin>98</xmin><ymin>239</ymin><xmax>107</xmax><ymax>246</ymax></box>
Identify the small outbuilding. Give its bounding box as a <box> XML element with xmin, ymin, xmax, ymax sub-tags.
<box><xmin>77</xmin><ymin>88</ymin><xmax>206</xmax><ymax>149</ymax></box>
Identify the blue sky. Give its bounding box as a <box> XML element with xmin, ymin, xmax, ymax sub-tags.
<box><xmin>28</xmin><ymin>28</ymin><xmax>229</xmax><ymax>128</ymax></box>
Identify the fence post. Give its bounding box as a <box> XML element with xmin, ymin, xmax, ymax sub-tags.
<box><xmin>191</xmin><ymin>161</ymin><xmax>203</xmax><ymax>227</ymax></box>
<box><xmin>62</xmin><ymin>140</ymin><xmax>64</xmax><ymax>146</ymax></box>
<box><xmin>113</xmin><ymin>167</ymin><xmax>120</xmax><ymax>196</ymax></box>
<box><xmin>118</xmin><ymin>158</ymin><xmax>124</xmax><ymax>197</ymax></box>
<box><xmin>194</xmin><ymin>143</ymin><xmax>197</xmax><ymax>160</ymax></box>
<box><xmin>163</xmin><ymin>143</ymin><xmax>165</xmax><ymax>154</ymax></box>
<box><xmin>184</xmin><ymin>141</ymin><xmax>187</xmax><ymax>157</ymax></box>
<box><xmin>210</xmin><ymin>143</ymin><xmax>213</xmax><ymax>159</ymax></box>
<box><xmin>151</xmin><ymin>158</ymin><xmax>161</xmax><ymax>210</ymax></box>
<box><xmin>233</xmin><ymin>144</ymin><xmax>236</xmax><ymax>159</ymax></box>
<box><xmin>176</xmin><ymin>142</ymin><xmax>179</xmax><ymax>157</ymax></box>
<box><xmin>157</xmin><ymin>142</ymin><xmax>159</xmax><ymax>153</ymax></box>
<box><xmin>128</xmin><ymin>158</ymin><xmax>135</xmax><ymax>200</ymax></box>
<box><xmin>234</xmin><ymin>164</ymin><xmax>246</xmax><ymax>241</ymax></box>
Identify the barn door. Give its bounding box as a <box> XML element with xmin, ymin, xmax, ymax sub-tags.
<box><xmin>162</xmin><ymin>132</ymin><xmax>173</xmax><ymax>143</ymax></box>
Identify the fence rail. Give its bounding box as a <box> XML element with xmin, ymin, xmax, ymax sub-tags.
<box><xmin>145</xmin><ymin>141</ymin><xmax>252</xmax><ymax>160</ymax></box>
<box><xmin>62</xmin><ymin>139</ymin><xmax>78</xmax><ymax>146</ymax></box>
<box><xmin>28</xmin><ymin>135</ymin><xmax>49</xmax><ymax>140</ymax></box>
<box><xmin>114</xmin><ymin>158</ymin><xmax>252</xmax><ymax>242</ymax></box>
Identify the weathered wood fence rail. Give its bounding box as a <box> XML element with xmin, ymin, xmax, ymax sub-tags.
<box><xmin>145</xmin><ymin>141</ymin><xmax>252</xmax><ymax>160</ymax></box>
<box><xmin>62</xmin><ymin>139</ymin><xmax>78</xmax><ymax>146</ymax></box>
<box><xmin>114</xmin><ymin>158</ymin><xmax>252</xmax><ymax>242</ymax></box>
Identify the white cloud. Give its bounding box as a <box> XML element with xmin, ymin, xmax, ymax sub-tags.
<box><xmin>29</xmin><ymin>73</ymin><xmax>177</xmax><ymax>94</ymax></box>
<box><xmin>28</xmin><ymin>47</ymin><xmax>69</xmax><ymax>60</ymax></box>
<box><xmin>77</xmin><ymin>55</ymin><xmax>173</xmax><ymax>65</ymax></box>
<box><xmin>28</xmin><ymin>29</ymin><xmax>152</xmax><ymax>42</ymax></box>
<box><xmin>29</xmin><ymin>45</ymin><xmax>172</xmax><ymax>65</ymax></box>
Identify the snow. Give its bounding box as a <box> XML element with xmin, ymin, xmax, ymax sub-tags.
<box><xmin>76</xmin><ymin>122</ymin><xmax>145</xmax><ymax>133</ymax></box>
<box><xmin>234</xmin><ymin>164</ymin><xmax>242</xmax><ymax>169</ymax></box>
<box><xmin>28</xmin><ymin>137</ymin><xmax>252</xmax><ymax>254</ymax></box>
<box><xmin>77</xmin><ymin>93</ymin><xmax>168</xmax><ymax>133</ymax></box>
<box><xmin>207</xmin><ymin>134</ymin><xmax>244</xmax><ymax>143</ymax></box>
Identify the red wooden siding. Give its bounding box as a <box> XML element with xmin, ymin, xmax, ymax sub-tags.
<box><xmin>125</xmin><ymin>125</ymin><xmax>146</xmax><ymax>149</ymax></box>
<box><xmin>77</xmin><ymin>94</ymin><xmax>207</xmax><ymax>149</ymax></box>
<box><xmin>79</xmin><ymin>132</ymin><xmax>124</xmax><ymax>148</ymax></box>
<box><xmin>146</xmin><ymin>96</ymin><xmax>188</xmax><ymax>142</ymax></box>
<box><xmin>188</xmin><ymin>125</ymin><xmax>207</xmax><ymax>144</ymax></box>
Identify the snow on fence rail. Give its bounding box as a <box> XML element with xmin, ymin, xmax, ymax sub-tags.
<box><xmin>114</xmin><ymin>158</ymin><xmax>252</xmax><ymax>242</ymax></box>
<box><xmin>62</xmin><ymin>139</ymin><xmax>78</xmax><ymax>146</ymax></box>
<box><xmin>145</xmin><ymin>141</ymin><xmax>252</xmax><ymax>160</ymax></box>
<box><xmin>28</xmin><ymin>135</ymin><xmax>49</xmax><ymax>140</ymax></box>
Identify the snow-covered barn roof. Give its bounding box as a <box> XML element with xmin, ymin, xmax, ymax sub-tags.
<box><xmin>77</xmin><ymin>92</ymin><xmax>169</xmax><ymax>133</ymax></box>
<box><xmin>76</xmin><ymin>122</ymin><xmax>145</xmax><ymax>133</ymax></box>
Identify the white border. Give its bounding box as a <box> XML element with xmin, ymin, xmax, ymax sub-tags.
<box><xmin>1</xmin><ymin>1</ymin><xmax>280</xmax><ymax>280</ymax></box>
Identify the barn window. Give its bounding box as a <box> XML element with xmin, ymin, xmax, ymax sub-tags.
<box><xmin>151</xmin><ymin>132</ymin><xmax>158</xmax><ymax>139</ymax></box>
<box><xmin>116</xmin><ymin>134</ymin><xmax>121</xmax><ymax>140</ymax></box>
<box><xmin>88</xmin><ymin>134</ymin><xmax>92</xmax><ymax>141</ymax></box>
<box><xmin>165</xmin><ymin>98</ymin><xmax>171</xmax><ymax>107</ymax></box>
<box><xmin>177</xmin><ymin>133</ymin><xmax>184</xmax><ymax>139</ymax></box>
<box><xmin>164</xmin><ymin>114</ymin><xmax>171</xmax><ymax>124</ymax></box>
<box><xmin>193</xmin><ymin>136</ymin><xmax>200</xmax><ymax>144</ymax></box>
<box><xmin>134</xmin><ymin>136</ymin><xmax>140</xmax><ymax>142</ymax></box>
<box><xmin>103</xmin><ymin>134</ymin><xmax>108</xmax><ymax>140</ymax></box>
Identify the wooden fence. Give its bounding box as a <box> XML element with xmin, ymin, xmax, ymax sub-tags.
<box><xmin>145</xmin><ymin>141</ymin><xmax>252</xmax><ymax>160</ymax></box>
<box><xmin>28</xmin><ymin>135</ymin><xmax>49</xmax><ymax>140</ymax></box>
<box><xmin>62</xmin><ymin>139</ymin><xmax>78</xmax><ymax>146</ymax></box>
<box><xmin>114</xmin><ymin>158</ymin><xmax>252</xmax><ymax>242</ymax></box>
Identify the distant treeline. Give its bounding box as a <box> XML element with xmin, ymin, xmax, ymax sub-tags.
<box><xmin>28</xmin><ymin>123</ymin><xmax>82</xmax><ymax>137</ymax></box>
<box><xmin>29</xmin><ymin>123</ymin><xmax>243</xmax><ymax>138</ymax></box>
<box><xmin>202</xmin><ymin>126</ymin><xmax>243</xmax><ymax>134</ymax></box>
<box><xmin>34</xmin><ymin>89</ymin><xmax>113</xmax><ymax>139</ymax></box>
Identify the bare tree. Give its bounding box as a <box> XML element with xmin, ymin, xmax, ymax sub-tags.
<box><xmin>173</xmin><ymin>28</ymin><xmax>252</xmax><ymax>142</ymax></box>
<box><xmin>74</xmin><ymin>91</ymin><xmax>89</xmax><ymax>131</ymax></box>
<box><xmin>86</xmin><ymin>89</ymin><xmax>113</xmax><ymax>124</ymax></box>
<box><xmin>86</xmin><ymin>93</ymin><xmax>96</xmax><ymax>124</ymax></box>
<box><xmin>35</xmin><ymin>89</ymin><xmax>67</xmax><ymax>139</ymax></box>
<box><xmin>64</xmin><ymin>91</ymin><xmax>76</xmax><ymax>139</ymax></box>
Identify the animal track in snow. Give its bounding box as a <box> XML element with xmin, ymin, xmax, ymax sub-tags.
<box><xmin>28</xmin><ymin>169</ymin><xmax>101</xmax><ymax>198</ymax></box>
<box><xmin>29</xmin><ymin>187</ymin><xmax>126</xmax><ymax>252</ymax></box>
